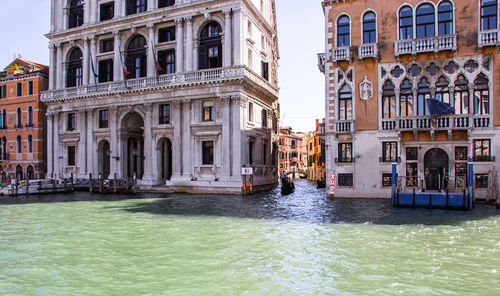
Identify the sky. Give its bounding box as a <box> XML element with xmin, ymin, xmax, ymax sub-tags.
<box><xmin>0</xmin><ymin>0</ymin><xmax>325</xmax><ymax>133</ymax></box>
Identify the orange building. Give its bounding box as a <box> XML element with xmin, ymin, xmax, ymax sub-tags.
<box><xmin>279</xmin><ymin>126</ymin><xmax>307</xmax><ymax>177</ymax></box>
<box><xmin>319</xmin><ymin>0</ymin><xmax>499</xmax><ymax>198</ymax></box>
<box><xmin>0</xmin><ymin>59</ymin><xmax>48</xmax><ymax>181</ymax></box>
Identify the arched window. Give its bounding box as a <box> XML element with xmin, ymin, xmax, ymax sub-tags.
<box><xmin>400</xmin><ymin>79</ymin><xmax>414</xmax><ymax>116</ymax></box>
<box><xmin>27</xmin><ymin>106</ymin><xmax>33</xmax><ymax>127</ymax></box>
<box><xmin>417</xmin><ymin>77</ymin><xmax>431</xmax><ymax>115</ymax></box>
<box><xmin>382</xmin><ymin>80</ymin><xmax>396</xmax><ymax>118</ymax></box>
<box><xmin>17</xmin><ymin>135</ymin><xmax>22</xmax><ymax>153</ymax></box>
<box><xmin>28</xmin><ymin>135</ymin><xmax>33</xmax><ymax>153</ymax></box>
<box><xmin>474</xmin><ymin>73</ymin><xmax>489</xmax><ymax>115</ymax></box>
<box><xmin>1</xmin><ymin>109</ymin><xmax>6</xmax><ymax>129</ymax></box>
<box><xmin>454</xmin><ymin>75</ymin><xmax>469</xmax><ymax>114</ymax></box>
<box><xmin>126</xmin><ymin>0</ymin><xmax>147</xmax><ymax>15</ymax></box>
<box><xmin>16</xmin><ymin>165</ymin><xmax>23</xmax><ymax>181</ymax></box>
<box><xmin>67</xmin><ymin>48</ymin><xmax>83</xmax><ymax>87</ymax></box>
<box><xmin>16</xmin><ymin>107</ymin><xmax>22</xmax><ymax>128</ymax></box>
<box><xmin>436</xmin><ymin>76</ymin><xmax>451</xmax><ymax>104</ymax></box>
<box><xmin>337</xmin><ymin>15</ymin><xmax>350</xmax><ymax>46</ymax></box>
<box><xmin>158</xmin><ymin>0</ymin><xmax>175</xmax><ymax>8</ymax></box>
<box><xmin>27</xmin><ymin>165</ymin><xmax>35</xmax><ymax>180</ymax></box>
<box><xmin>363</xmin><ymin>11</ymin><xmax>376</xmax><ymax>44</ymax></box>
<box><xmin>416</xmin><ymin>4</ymin><xmax>435</xmax><ymax>38</ymax></box>
<box><xmin>481</xmin><ymin>0</ymin><xmax>498</xmax><ymax>30</ymax></box>
<box><xmin>199</xmin><ymin>22</ymin><xmax>222</xmax><ymax>70</ymax></box>
<box><xmin>338</xmin><ymin>84</ymin><xmax>352</xmax><ymax>120</ymax></box>
<box><xmin>68</xmin><ymin>0</ymin><xmax>84</xmax><ymax>29</ymax></box>
<box><xmin>399</xmin><ymin>6</ymin><xmax>413</xmax><ymax>40</ymax></box>
<box><xmin>438</xmin><ymin>1</ymin><xmax>453</xmax><ymax>35</ymax></box>
<box><xmin>126</xmin><ymin>35</ymin><xmax>147</xmax><ymax>79</ymax></box>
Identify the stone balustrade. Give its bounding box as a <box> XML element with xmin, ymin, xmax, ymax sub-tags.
<box><xmin>478</xmin><ymin>29</ymin><xmax>499</xmax><ymax>48</ymax></box>
<box><xmin>332</xmin><ymin>46</ymin><xmax>351</xmax><ymax>62</ymax></box>
<box><xmin>358</xmin><ymin>43</ymin><xmax>377</xmax><ymax>59</ymax></box>
<box><xmin>333</xmin><ymin>119</ymin><xmax>355</xmax><ymax>133</ymax></box>
<box><xmin>394</xmin><ymin>35</ymin><xmax>456</xmax><ymax>56</ymax></box>
<box><xmin>381</xmin><ymin>114</ymin><xmax>490</xmax><ymax>131</ymax></box>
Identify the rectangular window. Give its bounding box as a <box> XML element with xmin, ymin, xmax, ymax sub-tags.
<box><xmin>100</xmin><ymin>39</ymin><xmax>114</xmax><ymax>53</ymax></box>
<box><xmin>99</xmin><ymin>109</ymin><xmax>109</xmax><ymax>128</ymax></box>
<box><xmin>475</xmin><ymin>173</ymin><xmax>488</xmax><ymax>188</ymax></box>
<box><xmin>158</xmin><ymin>26</ymin><xmax>176</xmax><ymax>43</ymax></box>
<box><xmin>208</xmin><ymin>45</ymin><xmax>220</xmax><ymax>68</ymax></box>
<box><xmin>100</xmin><ymin>2</ymin><xmax>114</xmax><ymax>21</ymax></box>
<box><xmin>382</xmin><ymin>142</ymin><xmax>398</xmax><ymax>162</ymax></box>
<box><xmin>406</xmin><ymin>162</ymin><xmax>418</xmax><ymax>187</ymax></box>
<box><xmin>248</xmin><ymin>141</ymin><xmax>254</xmax><ymax>165</ymax></box>
<box><xmin>382</xmin><ymin>173</ymin><xmax>392</xmax><ymax>187</ymax></box>
<box><xmin>202</xmin><ymin>101</ymin><xmax>214</xmax><ymax>122</ymax></box>
<box><xmin>248</xmin><ymin>102</ymin><xmax>253</xmax><ymax>122</ymax></box>
<box><xmin>28</xmin><ymin>81</ymin><xmax>33</xmax><ymax>95</ymax></box>
<box><xmin>473</xmin><ymin>139</ymin><xmax>491</xmax><ymax>161</ymax></box>
<box><xmin>382</xmin><ymin>95</ymin><xmax>396</xmax><ymax>118</ymax></box>
<box><xmin>158</xmin><ymin>0</ymin><xmax>175</xmax><ymax>8</ymax></box>
<box><xmin>263</xmin><ymin>143</ymin><xmax>267</xmax><ymax>165</ymax></box>
<box><xmin>455</xmin><ymin>163</ymin><xmax>467</xmax><ymax>188</ymax></box>
<box><xmin>159</xmin><ymin>104</ymin><xmax>170</xmax><ymax>124</ymax></box>
<box><xmin>202</xmin><ymin>141</ymin><xmax>214</xmax><ymax>165</ymax></box>
<box><xmin>481</xmin><ymin>0</ymin><xmax>498</xmax><ymax>31</ymax></box>
<box><xmin>67</xmin><ymin>113</ymin><xmax>76</xmax><ymax>131</ymax></box>
<box><xmin>338</xmin><ymin>174</ymin><xmax>353</xmax><ymax>187</ymax></box>
<box><xmin>406</xmin><ymin>147</ymin><xmax>418</xmax><ymax>161</ymax></box>
<box><xmin>68</xmin><ymin>146</ymin><xmax>76</xmax><ymax>166</ymax></box>
<box><xmin>98</xmin><ymin>59</ymin><xmax>114</xmax><ymax>83</ymax></box>
<box><xmin>338</xmin><ymin>142</ymin><xmax>352</xmax><ymax>163</ymax></box>
<box><xmin>262</xmin><ymin>109</ymin><xmax>268</xmax><ymax>127</ymax></box>
<box><xmin>455</xmin><ymin>146</ymin><xmax>468</xmax><ymax>161</ymax></box>
<box><xmin>261</xmin><ymin>61</ymin><xmax>269</xmax><ymax>81</ymax></box>
<box><xmin>0</xmin><ymin>85</ymin><xmax>6</xmax><ymax>98</ymax></box>
<box><xmin>158</xmin><ymin>49</ymin><xmax>175</xmax><ymax>75</ymax></box>
<box><xmin>17</xmin><ymin>83</ymin><xmax>22</xmax><ymax>96</ymax></box>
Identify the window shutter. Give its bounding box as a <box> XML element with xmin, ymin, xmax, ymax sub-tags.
<box><xmin>198</xmin><ymin>44</ymin><xmax>207</xmax><ymax>70</ymax></box>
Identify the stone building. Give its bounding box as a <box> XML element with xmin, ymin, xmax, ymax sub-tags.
<box><xmin>42</xmin><ymin>0</ymin><xmax>279</xmax><ymax>194</ymax></box>
<box><xmin>307</xmin><ymin>118</ymin><xmax>325</xmax><ymax>182</ymax></box>
<box><xmin>0</xmin><ymin>59</ymin><xmax>49</xmax><ymax>182</ymax></box>
<box><xmin>319</xmin><ymin>0</ymin><xmax>499</xmax><ymax>198</ymax></box>
<box><xmin>279</xmin><ymin>126</ymin><xmax>307</xmax><ymax>178</ymax></box>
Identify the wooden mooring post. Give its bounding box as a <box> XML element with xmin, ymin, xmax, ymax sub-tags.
<box><xmin>89</xmin><ymin>173</ymin><xmax>93</xmax><ymax>192</ymax></box>
<box><xmin>53</xmin><ymin>174</ymin><xmax>57</xmax><ymax>193</ymax></box>
<box><xmin>133</xmin><ymin>173</ymin><xmax>137</xmax><ymax>194</ymax></box>
<box><xmin>99</xmin><ymin>174</ymin><xmax>103</xmax><ymax>193</ymax></box>
<box><xmin>70</xmin><ymin>173</ymin><xmax>74</xmax><ymax>191</ymax></box>
<box><xmin>14</xmin><ymin>178</ymin><xmax>18</xmax><ymax>196</ymax></box>
<box><xmin>25</xmin><ymin>173</ymin><xmax>30</xmax><ymax>196</ymax></box>
<box><xmin>113</xmin><ymin>173</ymin><xmax>117</xmax><ymax>193</ymax></box>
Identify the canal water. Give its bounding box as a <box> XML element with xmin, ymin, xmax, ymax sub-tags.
<box><xmin>0</xmin><ymin>180</ymin><xmax>498</xmax><ymax>295</ymax></box>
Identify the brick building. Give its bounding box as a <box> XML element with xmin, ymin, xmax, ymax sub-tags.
<box><xmin>279</xmin><ymin>126</ymin><xmax>307</xmax><ymax>177</ymax></box>
<box><xmin>0</xmin><ymin>58</ymin><xmax>48</xmax><ymax>181</ymax></box>
<box><xmin>319</xmin><ymin>0</ymin><xmax>499</xmax><ymax>198</ymax></box>
<box><xmin>307</xmin><ymin>118</ymin><xmax>325</xmax><ymax>182</ymax></box>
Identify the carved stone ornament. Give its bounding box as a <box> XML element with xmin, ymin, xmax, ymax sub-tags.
<box><xmin>359</xmin><ymin>76</ymin><xmax>373</xmax><ymax>102</ymax></box>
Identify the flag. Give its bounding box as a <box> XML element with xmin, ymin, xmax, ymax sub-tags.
<box><xmin>89</xmin><ymin>54</ymin><xmax>99</xmax><ymax>84</ymax></box>
<box><xmin>119</xmin><ymin>51</ymin><xmax>130</xmax><ymax>77</ymax></box>
<box><xmin>426</xmin><ymin>98</ymin><xmax>455</xmax><ymax>116</ymax></box>
<box><xmin>151</xmin><ymin>41</ymin><xmax>163</xmax><ymax>76</ymax></box>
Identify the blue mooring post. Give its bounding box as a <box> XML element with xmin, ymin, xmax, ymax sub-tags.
<box><xmin>392</xmin><ymin>160</ymin><xmax>397</xmax><ymax>207</ymax></box>
<box><xmin>467</xmin><ymin>157</ymin><xmax>474</xmax><ymax>209</ymax></box>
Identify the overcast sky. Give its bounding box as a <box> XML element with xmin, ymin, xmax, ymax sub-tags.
<box><xmin>0</xmin><ymin>0</ymin><xmax>325</xmax><ymax>133</ymax></box>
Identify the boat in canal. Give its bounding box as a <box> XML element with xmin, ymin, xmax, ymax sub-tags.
<box><xmin>281</xmin><ymin>178</ymin><xmax>295</xmax><ymax>195</ymax></box>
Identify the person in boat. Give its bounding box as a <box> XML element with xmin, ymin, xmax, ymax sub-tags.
<box><xmin>280</xmin><ymin>171</ymin><xmax>286</xmax><ymax>183</ymax></box>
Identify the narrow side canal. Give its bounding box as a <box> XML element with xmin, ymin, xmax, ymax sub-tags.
<box><xmin>0</xmin><ymin>180</ymin><xmax>498</xmax><ymax>295</ymax></box>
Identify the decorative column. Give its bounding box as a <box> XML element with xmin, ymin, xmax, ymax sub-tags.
<box><xmin>147</xmin><ymin>0</ymin><xmax>155</xmax><ymax>11</ymax></box>
<box><xmin>231</xmin><ymin>96</ymin><xmax>245</xmax><ymax>180</ymax></box>
<box><xmin>172</xmin><ymin>101</ymin><xmax>182</xmax><ymax>180</ymax></box>
<box><xmin>86</xmin><ymin>109</ymin><xmax>94</xmax><ymax>175</ymax></box>
<box><xmin>175</xmin><ymin>18</ymin><xmax>184</xmax><ymax>73</ymax></box>
<box><xmin>221</xmin><ymin>96</ymin><xmax>232</xmax><ymax>179</ymax></box>
<box><xmin>109</xmin><ymin>107</ymin><xmax>118</xmax><ymax>179</ymax></box>
<box><xmin>89</xmin><ymin>0</ymin><xmax>97</xmax><ymax>23</ymax></box>
<box><xmin>50</xmin><ymin>0</ymin><xmax>56</xmax><ymax>32</ymax></box>
<box><xmin>82</xmin><ymin>37</ymin><xmax>90</xmax><ymax>86</ymax></box>
<box><xmin>49</xmin><ymin>44</ymin><xmax>56</xmax><ymax>90</ymax></box>
<box><xmin>232</xmin><ymin>7</ymin><xmax>242</xmax><ymax>65</ymax></box>
<box><xmin>223</xmin><ymin>9</ymin><xmax>232</xmax><ymax>67</ymax></box>
<box><xmin>193</xmin><ymin>38</ymin><xmax>199</xmax><ymax>71</ymax></box>
<box><xmin>78</xmin><ymin>110</ymin><xmax>87</xmax><ymax>178</ymax></box>
<box><xmin>468</xmin><ymin>83</ymin><xmax>474</xmax><ymax>114</ymax></box>
<box><xmin>142</xmin><ymin>104</ymin><xmax>155</xmax><ymax>184</ymax></box>
<box><xmin>53</xmin><ymin>112</ymin><xmax>60</xmax><ymax>177</ymax></box>
<box><xmin>46</xmin><ymin>112</ymin><xmax>54</xmax><ymax>177</ymax></box>
<box><xmin>56</xmin><ymin>43</ymin><xmax>63</xmax><ymax>89</ymax></box>
<box><xmin>147</xmin><ymin>23</ymin><xmax>155</xmax><ymax>77</ymax></box>
<box><xmin>395</xmin><ymin>88</ymin><xmax>401</xmax><ymax>119</ymax></box>
<box><xmin>412</xmin><ymin>87</ymin><xmax>418</xmax><ymax>116</ymax></box>
<box><xmin>181</xmin><ymin>100</ymin><xmax>192</xmax><ymax>179</ymax></box>
<box><xmin>113</xmin><ymin>30</ymin><xmax>123</xmax><ymax>81</ymax></box>
<box><xmin>84</xmin><ymin>0</ymin><xmax>90</xmax><ymax>24</ymax></box>
<box><xmin>89</xmin><ymin>37</ymin><xmax>97</xmax><ymax>85</ymax></box>
<box><xmin>185</xmin><ymin>17</ymin><xmax>194</xmax><ymax>72</ymax></box>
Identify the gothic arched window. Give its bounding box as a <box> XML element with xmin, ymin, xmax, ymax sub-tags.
<box><xmin>67</xmin><ymin>48</ymin><xmax>83</xmax><ymax>87</ymax></box>
<box><xmin>438</xmin><ymin>1</ymin><xmax>453</xmax><ymax>35</ymax></box>
<box><xmin>382</xmin><ymin>80</ymin><xmax>396</xmax><ymax>118</ymax></box>
<box><xmin>16</xmin><ymin>107</ymin><xmax>22</xmax><ymax>127</ymax></box>
<box><xmin>400</xmin><ymin>79</ymin><xmax>414</xmax><ymax>116</ymax></box>
<box><xmin>454</xmin><ymin>75</ymin><xmax>469</xmax><ymax>114</ymax></box>
<box><xmin>68</xmin><ymin>0</ymin><xmax>84</xmax><ymax>29</ymax></box>
<box><xmin>474</xmin><ymin>73</ymin><xmax>489</xmax><ymax>115</ymax></box>
<box><xmin>17</xmin><ymin>136</ymin><xmax>22</xmax><ymax>153</ymax></box>
<box><xmin>337</xmin><ymin>15</ymin><xmax>350</xmax><ymax>46</ymax></box>
<box><xmin>416</xmin><ymin>3</ymin><xmax>435</xmax><ymax>38</ymax></box>
<box><xmin>338</xmin><ymin>84</ymin><xmax>352</xmax><ymax>120</ymax></box>
<box><xmin>417</xmin><ymin>77</ymin><xmax>431</xmax><ymax>115</ymax></box>
<box><xmin>399</xmin><ymin>6</ymin><xmax>413</xmax><ymax>40</ymax></box>
<box><xmin>199</xmin><ymin>22</ymin><xmax>222</xmax><ymax>70</ymax></box>
<box><xmin>363</xmin><ymin>12</ymin><xmax>376</xmax><ymax>44</ymax></box>
<box><xmin>27</xmin><ymin>106</ymin><xmax>33</xmax><ymax>127</ymax></box>
<box><xmin>436</xmin><ymin>76</ymin><xmax>451</xmax><ymax>105</ymax></box>
<box><xmin>126</xmin><ymin>35</ymin><xmax>147</xmax><ymax>79</ymax></box>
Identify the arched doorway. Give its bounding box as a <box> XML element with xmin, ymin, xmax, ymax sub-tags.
<box><xmin>15</xmin><ymin>165</ymin><xmax>23</xmax><ymax>181</ymax></box>
<box><xmin>424</xmin><ymin>148</ymin><xmax>449</xmax><ymax>191</ymax></box>
<box><xmin>26</xmin><ymin>165</ymin><xmax>35</xmax><ymax>180</ymax></box>
<box><xmin>158</xmin><ymin>138</ymin><xmax>172</xmax><ymax>181</ymax></box>
<box><xmin>121</xmin><ymin>112</ymin><xmax>144</xmax><ymax>179</ymax></box>
<box><xmin>98</xmin><ymin>140</ymin><xmax>111</xmax><ymax>178</ymax></box>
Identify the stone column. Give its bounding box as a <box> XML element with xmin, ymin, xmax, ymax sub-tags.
<box><xmin>84</xmin><ymin>0</ymin><xmax>90</xmax><ymax>24</ymax></box>
<box><xmin>468</xmin><ymin>83</ymin><xmax>474</xmax><ymax>114</ymax></box>
<box><xmin>221</xmin><ymin>96</ymin><xmax>232</xmax><ymax>179</ymax></box>
<box><xmin>181</xmin><ymin>100</ymin><xmax>192</xmax><ymax>179</ymax></box>
<box><xmin>412</xmin><ymin>87</ymin><xmax>418</xmax><ymax>116</ymax></box>
<box><xmin>82</xmin><ymin>37</ymin><xmax>90</xmax><ymax>86</ymax></box>
<box><xmin>185</xmin><ymin>17</ymin><xmax>193</xmax><ymax>72</ymax></box>
<box><xmin>231</xmin><ymin>96</ymin><xmax>244</xmax><ymax>180</ymax></box>
<box><xmin>147</xmin><ymin>23</ymin><xmax>156</xmax><ymax>77</ymax></box>
<box><xmin>56</xmin><ymin>43</ymin><xmax>63</xmax><ymax>89</ymax></box>
<box><xmin>53</xmin><ymin>112</ymin><xmax>60</xmax><ymax>176</ymax></box>
<box><xmin>175</xmin><ymin>18</ymin><xmax>184</xmax><ymax>73</ymax></box>
<box><xmin>223</xmin><ymin>9</ymin><xmax>232</xmax><ymax>67</ymax></box>
<box><xmin>50</xmin><ymin>0</ymin><xmax>56</xmax><ymax>32</ymax></box>
<box><xmin>172</xmin><ymin>101</ymin><xmax>182</xmax><ymax>180</ymax></box>
<box><xmin>113</xmin><ymin>30</ymin><xmax>123</xmax><ymax>81</ymax></box>
<box><xmin>148</xmin><ymin>0</ymin><xmax>155</xmax><ymax>11</ymax></box>
<box><xmin>142</xmin><ymin>104</ymin><xmax>155</xmax><ymax>184</ymax></box>
<box><xmin>89</xmin><ymin>37</ymin><xmax>97</xmax><ymax>85</ymax></box>
<box><xmin>46</xmin><ymin>112</ymin><xmax>54</xmax><ymax>177</ymax></box>
<box><xmin>49</xmin><ymin>44</ymin><xmax>56</xmax><ymax>90</ymax></box>
<box><xmin>395</xmin><ymin>88</ymin><xmax>401</xmax><ymax>118</ymax></box>
<box><xmin>78</xmin><ymin>110</ymin><xmax>87</xmax><ymax>178</ymax></box>
<box><xmin>232</xmin><ymin>7</ymin><xmax>242</xmax><ymax>65</ymax></box>
<box><xmin>193</xmin><ymin>39</ymin><xmax>199</xmax><ymax>71</ymax></box>
<box><xmin>109</xmin><ymin>107</ymin><xmax>118</xmax><ymax>179</ymax></box>
<box><xmin>90</xmin><ymin>0</ymin><xmax>97</xmax><ymax>23</ymax></box>
<box><xmin>86</xmin><ymin>109</ymin><xmax>94</xmax><ymax>175</ymax></box>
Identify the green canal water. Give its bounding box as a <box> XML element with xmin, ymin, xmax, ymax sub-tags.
<box><xmin>0</xmin><ymin>180</ymin><xmax>499</xmax><ymax>295</ymax></box>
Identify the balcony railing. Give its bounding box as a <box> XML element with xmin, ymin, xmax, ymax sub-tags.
<box><xmin>41</xmin><ymin>66</ymin><xmax>278</xmax><ymax>102</ymax></box>
<box><xmin>358</xmin><ymin>43</ymin><xmax>378</xmax><ymax>59</ymax></box>
<box><xmin>478</xmin><ymin>29</ymin><xmax>499</xmax><ymax>48</ymax></box>
<box><xmin>394</xmin><ymin>35</ymin><xmax>457</xmax><ymax>56</ymax></box>
<box><xmin>317</xmin><ymin>53</ymin><xmax>326</xmax><ymax>73</ymax></box>
<box><xmin>381</xmin><ymin>114</ymin><xmax>490</xmax><ymax>131</ymax></box>
<box><xmin>333</xmin><ymin>120</ymin><xmax>355</xmax><ymax>133</ymax></box>
<box><xmin>335</xmin><ymin>157</ymin><xmax>355</xmax><ymax>164</ymax></box>
<box><xmin>332</xmin><ymin>46</ymin><xmax>351</xmax><ymax>62</ymax></box>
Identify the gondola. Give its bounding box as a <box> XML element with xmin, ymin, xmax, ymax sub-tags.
<box><xmin>316</xmin><ymin>180</ymin><xmax>326</xmax><ymax>189</ymax></box>
<box><xmin>281</xmin><ymin>179</ymin><xmax>295</xmax><ymax>195</ymax></box>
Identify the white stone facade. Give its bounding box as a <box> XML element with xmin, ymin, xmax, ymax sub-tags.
<box><xmin>43</xmin><ymin>0</ymin><xmax>280</xmax><ymax>194</ymax></box>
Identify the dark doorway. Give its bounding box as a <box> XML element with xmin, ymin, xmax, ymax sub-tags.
<box><xmin>98</xmin><ymin>140</ymin><xmax>111</xmax><ymax>178</ymax></box>
<box><xmin>158</xmin><ymin>138</ymin><xmax>172</xmax><ymax>181</ymax></box>
<box><xmin>424</xmin><ymin>148</ymin><xmax>449</xmax><ymax>191</ymax></box>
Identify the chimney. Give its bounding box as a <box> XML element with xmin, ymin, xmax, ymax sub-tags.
<box><xmin>315</xmin><ymin>119</ymin><xmax>319</xmax><ymax>131</ymax></box>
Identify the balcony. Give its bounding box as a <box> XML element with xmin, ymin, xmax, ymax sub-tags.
<box><xmin>381</xmin><ymin>114</ymin><xmax>491</xmax><ymax>131</ymax></box>
<box><xmin>41</xmin><ymin>66</ymin><xmax>278</xmax><ymax>103</ymax></box>
<box><xmin>333</xmin><ymin>120</ymin><xmax>355</xmax><ymax>133</ymax></box>
<box><xmin>394</xmin><ymin>35</ymin><xmax>457</xmax><ymax>56</ymax></box>
<box><xmin>358</xmin><ymin>43</ymin><xmax>378</xmax><ymax>59</ymax></box>
<box><xmin>478</xmin><ymin>29</ymin><xmax>499</xmax><ymax>48</ymax></box>
<box><xmin>332</xmin><ymin>46</ymin><xmax>351</xmax><ymax>62</ymax></box>
<box><xmin>317</xmin><ymin>53</ymin><xmax>326</xmax><ymax>73</ymax></box>
<box><xmin>335</xmin><ymin>157</ymin><xmax>355</xmax><ymax>164</ymax></box>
